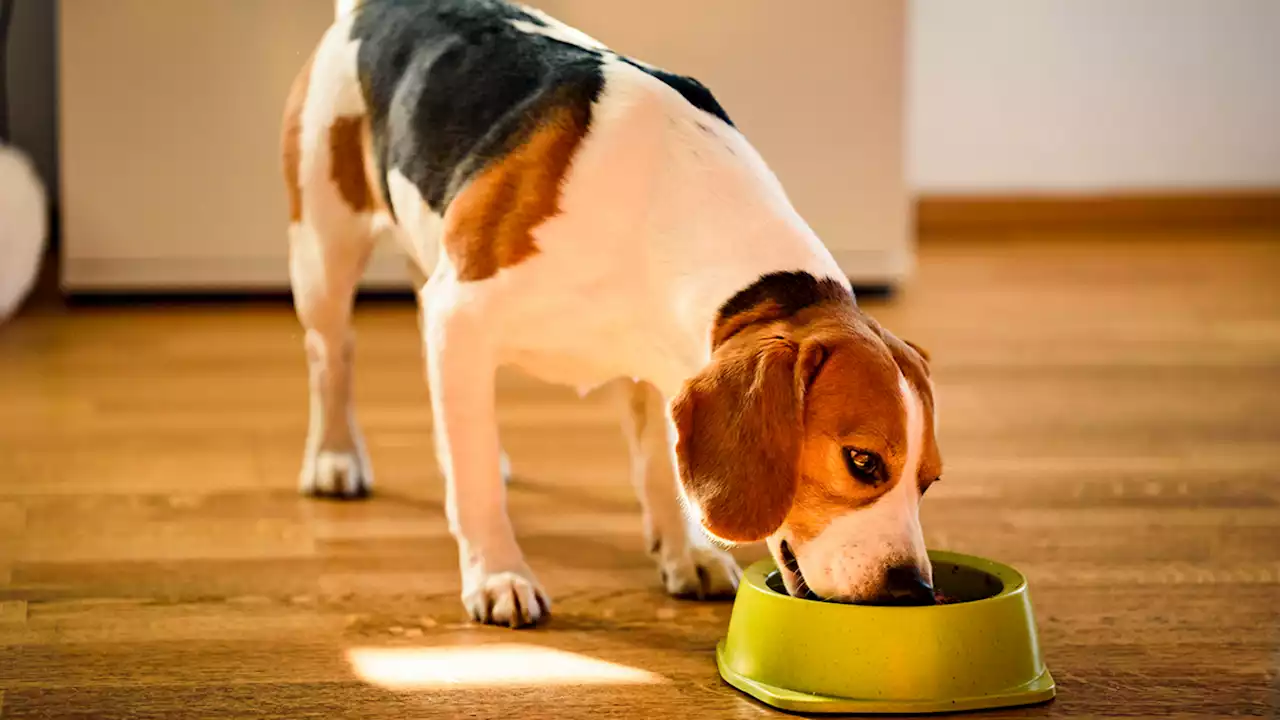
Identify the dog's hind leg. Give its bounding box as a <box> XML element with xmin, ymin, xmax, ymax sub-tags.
<box><xmin>612</xmin><ymin>379</ymin><xmax>742</xmax><ymax>599</ymax></box>
<box><xmin>282</xmin><ymin>20</ymin><xmax>382</xmax><ymax>499</ymax></box>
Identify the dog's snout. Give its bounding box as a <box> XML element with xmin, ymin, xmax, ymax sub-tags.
<box><xmin>884</xmin><ymin>565</ymin><xmax>936</xmax><ymax>606</ymax></box>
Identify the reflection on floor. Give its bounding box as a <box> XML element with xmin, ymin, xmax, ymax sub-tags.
<box><xmin>348</xmin><ymin>645</ymin><xmax>662</xmax><ymax>689</ymax></box>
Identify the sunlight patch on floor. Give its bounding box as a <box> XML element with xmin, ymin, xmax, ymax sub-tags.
<box><xmin>347</xmin><ymin>644</ymin><xmax>665</xmax><ymax>689</ymax></box>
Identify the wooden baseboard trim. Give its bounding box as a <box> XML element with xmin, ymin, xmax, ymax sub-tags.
<box><xmin>916</xmin><ymin>191</ymin><xmax>1280</xmax><ymax>235</ymax></box>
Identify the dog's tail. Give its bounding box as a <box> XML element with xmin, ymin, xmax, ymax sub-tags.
<box><xmin>334</xmin><ymin>0</ymin><xmax>364</xmax><ymax>17</ymax></box>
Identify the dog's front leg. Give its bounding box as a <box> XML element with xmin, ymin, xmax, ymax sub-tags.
<box><xmin>614</xmin><ymin>379</ymin><xmax>741</xmax><ymax>598</ymax></box>
<box><xmin>422</xmin><ymin>285</ymin><xmax>548</xmax><ymax>628</ymax></box>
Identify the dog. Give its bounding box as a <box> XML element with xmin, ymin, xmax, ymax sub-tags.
<box><xmin>282</xmin><ymin>0</ymin><xmax>942</xmax><ymax>627</ymax></box>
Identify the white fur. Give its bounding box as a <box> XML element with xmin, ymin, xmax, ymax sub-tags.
<box><xmin>386</xmin><ymin>168</ymin><xmax>444</xmax><ymax>275</ymax></box>
<box><xmin>0</xmin><ymin>145</ymin><xmax>47</xmax><ymax>323</ymax></box>
<box><xmin>778</xmin><ymin>373</ymin><xmax>931</xmax><ymax>601</ymax></box>
<box><xmin>509</xmin><ymin>15</ymin><xmax>608</xmax><ymax>52</ymax></box>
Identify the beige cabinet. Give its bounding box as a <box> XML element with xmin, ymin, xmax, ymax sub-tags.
<box><xmin>57</xmin><ymin>0</ymin><xmax>388</xmax><ymax>290</ymax></box>
<box><xmin>60</xmin><ymin>0</ymin><xmax>908</xmax><ymax>291</ymax></box>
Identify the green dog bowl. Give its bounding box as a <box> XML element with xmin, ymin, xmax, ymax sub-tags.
<box><xmin>717</xmin><ymin>550</ymin><xmax>1055</xmax><ymax>714</ymax></box>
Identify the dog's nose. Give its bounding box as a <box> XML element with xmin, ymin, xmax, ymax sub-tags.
<box><xmin>884</xmin><ymin>565</ymin><xmax>936</xmax><ymax>605</ymax></box>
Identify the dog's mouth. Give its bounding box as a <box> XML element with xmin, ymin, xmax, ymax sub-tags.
<box><xmin>778</xmin><ymin>540</ymin><xmax>818</xmax><ymax>600</ymax></box>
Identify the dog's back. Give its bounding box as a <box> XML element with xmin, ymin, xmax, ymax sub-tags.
<box><xmin>283</xmin><ymin>0</ymin><xmax>809</xmax><ymax>390</ymax></box>
<box><xmin>287</xmin><ymin>0</ymin><xmax>733</xmax><ymax>263</ymax></box>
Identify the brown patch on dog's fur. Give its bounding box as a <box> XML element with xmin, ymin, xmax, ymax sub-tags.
<box><xmin>443</xmin><ymin>106</ymin><xmax>589</xmax><ymax>281</ymax></box>
<box><xmin>281</xmin><ymin>52</ymin><xmax>315</xmax><ymax>223</ymax></box>
<box><xmin>329</xmin><ymin>116</ymin><xmax>377</xmax><ymax>214</ymax></box>
<box><xmin>358</xmin><ymin>116</ymin><xmax>389</xmax><ymax>215</ymax></box>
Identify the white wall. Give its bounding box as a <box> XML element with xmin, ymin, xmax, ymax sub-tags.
<box><xmin>909</xmin><ymin>0</ymin><xmax>1280</xmax><ymax>193</ymax></box>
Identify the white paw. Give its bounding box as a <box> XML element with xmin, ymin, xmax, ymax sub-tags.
<box><xmin>300</xmin><ymin>449</ymin><xmax>372</xmax><ymax>499</ymax></box>
<box><xmin>462</xmin><ymin>567</ymin><xmax>550</xmax><ymax>628</ymax></box>
<box><xmin>658</xmin><ymin>544</ymin><xmax>742</xmax><ymax>600</ymax></box>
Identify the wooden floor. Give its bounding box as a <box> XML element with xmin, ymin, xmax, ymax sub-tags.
<box><xmin>1</xmin><ymin>230</ymin><xmax>1278</xmax><ymax>718</ymax></box>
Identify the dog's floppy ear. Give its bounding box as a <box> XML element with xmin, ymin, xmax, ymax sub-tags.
<box><xmin>671</xmin><ymin>334</ymin><xmax>812</xmax><ymax>544</ymax></box>
<box><xmin>902</xmin><ymin>338</ymin><xmax>930</xmax><ymax>364</ymax></box>
<box><xmin>864</xmin><ymin>313</ymin><xmax>930</xmax><ymax>377</ymax></box>
<box><xmin>880</xmin><ymin>330</ymin><xmax>932</xmax><ymax>379</ymax></box>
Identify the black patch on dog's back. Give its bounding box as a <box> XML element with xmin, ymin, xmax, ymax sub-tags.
<box><xmin>718</xmin><ymin>271</ymin><xmax>852</xmax><ymax>325</ymax></box>
<box><xmin>350</xmin><ymin>0</ymin><xmax>604</xmax><ymax>215</ymax></box>
<box><xmin>349</xmin><ymin>0</ymin><xmax>737</xmax><ymax>218</ymax></box>
<box><xmin>621</xmin><ymin>58</ymin><xmax>733</xmax><ymax>127</ymax></box>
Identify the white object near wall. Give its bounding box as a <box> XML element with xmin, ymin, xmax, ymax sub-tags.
<box><xmin>59</xmin><ymin>0</ymin><xmax>909</xmax><ymax>292</ymax></box>
<box><xmin>0</xmin><ymin>144</ymin><xmax>47</xmax><ymax>320</ymax></box>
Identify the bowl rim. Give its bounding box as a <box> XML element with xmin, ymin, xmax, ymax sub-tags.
<box><xmin>748</xmin><ymin>549</ymin><xmax>1028</xmax><ymax>610</ymax></box>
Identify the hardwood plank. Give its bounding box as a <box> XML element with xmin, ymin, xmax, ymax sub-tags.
<box><xmin>0</xmin><ymin>230</ymin><xmax>1278</xmax><ymax>717</ymax></box>
<box><xmin>0</xmin><ymin>601</ymin><xmax>26</xmax><ymax>626</ymax></box>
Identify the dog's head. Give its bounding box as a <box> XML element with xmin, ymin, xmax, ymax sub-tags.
<box><xmin>672</xmin><ymin>274</ymin><xmax>941</xmax><ymax>605</ymax></box>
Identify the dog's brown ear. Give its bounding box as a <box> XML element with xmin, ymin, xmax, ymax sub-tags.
<box><xmin>902</xmin><ymin>338</ymin><xmax>930</xmax><ymax>363</ymax></box>
<box><xmin>857</xmin><ymin>309</ymin><xmax>930</xmax><ymax>369</ymax></box>
<box><xmin>877</xmin><ymin>327</ymin><xmax>931</xmax><ymax>378</ymax></box>
<box><xmin>671</xmin><ymin>334</ymin><xmax>806</xmax><ymax>544</ymax></box>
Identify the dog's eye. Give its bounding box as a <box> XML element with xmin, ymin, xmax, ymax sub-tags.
<box><xmin>843</xmin><ymin>448</ymin><xmax>884</xmax><ymax>485</ymax></box>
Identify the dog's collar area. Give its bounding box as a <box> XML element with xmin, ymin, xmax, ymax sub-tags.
<box><xmin>779</xmin><ymin>540</ymin><xmax>817</xmax><ymax>600</ymax></box>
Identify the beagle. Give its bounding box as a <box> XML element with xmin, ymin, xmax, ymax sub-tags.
<box><xmin>282</xmin><ymin>0</ymin><xmax>942</xmax><ymax>627</ymax></box>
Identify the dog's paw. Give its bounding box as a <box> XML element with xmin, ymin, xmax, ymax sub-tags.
<box><xmin>300</xmin><ymin>449</ymin><xmax>372</xmax><ymax>499</ymax></box>
<box><xmin>658</xmin><ymin>545</ymin><xmax>742</xmax><ymax>600</ymax></box>
<box><xmin>462</xmin><ymin>568</ymin><xmax>550</xmax><ymax>628</ymax></box>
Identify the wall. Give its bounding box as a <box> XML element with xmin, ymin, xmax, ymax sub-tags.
<box><xmin>59</xmin><ymin>0</ymin><xmax>911</xmax><ymax>289</ymax></box>
<box><xmin>59</xmin><ymin>0</ymin><xmax>334</xmax><ymax>290</ymax></box>
<box><xmin>909</xmin><ymin>0</ymin><xmax>1280</xmax><ymax>194</ymax></box>
<box><xmin>12</xmin><ymin>1</ymin><xmax>1280</xmax><ymax>204</ymax></box>
<box><xmin>4</xmin><ymin>0</ymin><xmax>57</xmax><ymax>190</ymax></box>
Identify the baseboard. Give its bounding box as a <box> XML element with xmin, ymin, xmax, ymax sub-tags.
<box><xmin>61</xmin><ymin>247</ymin><xmax>911</xmax><ymax>294</ymax></box>
<box><xmin>916</xmin><ymin>191</ymin><xmax>1280</xmax><ymax>235</ymax></box>
<box><xmin>60</xmin><ymin>249</ymin><xmax>415</xmax><ymax>294</ymax></box>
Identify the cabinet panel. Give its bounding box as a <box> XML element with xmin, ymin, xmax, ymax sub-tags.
<box><xmin>59</xmin><ymin>1</ymin><xmax>907</xmax><ymax>291</ymax></box>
